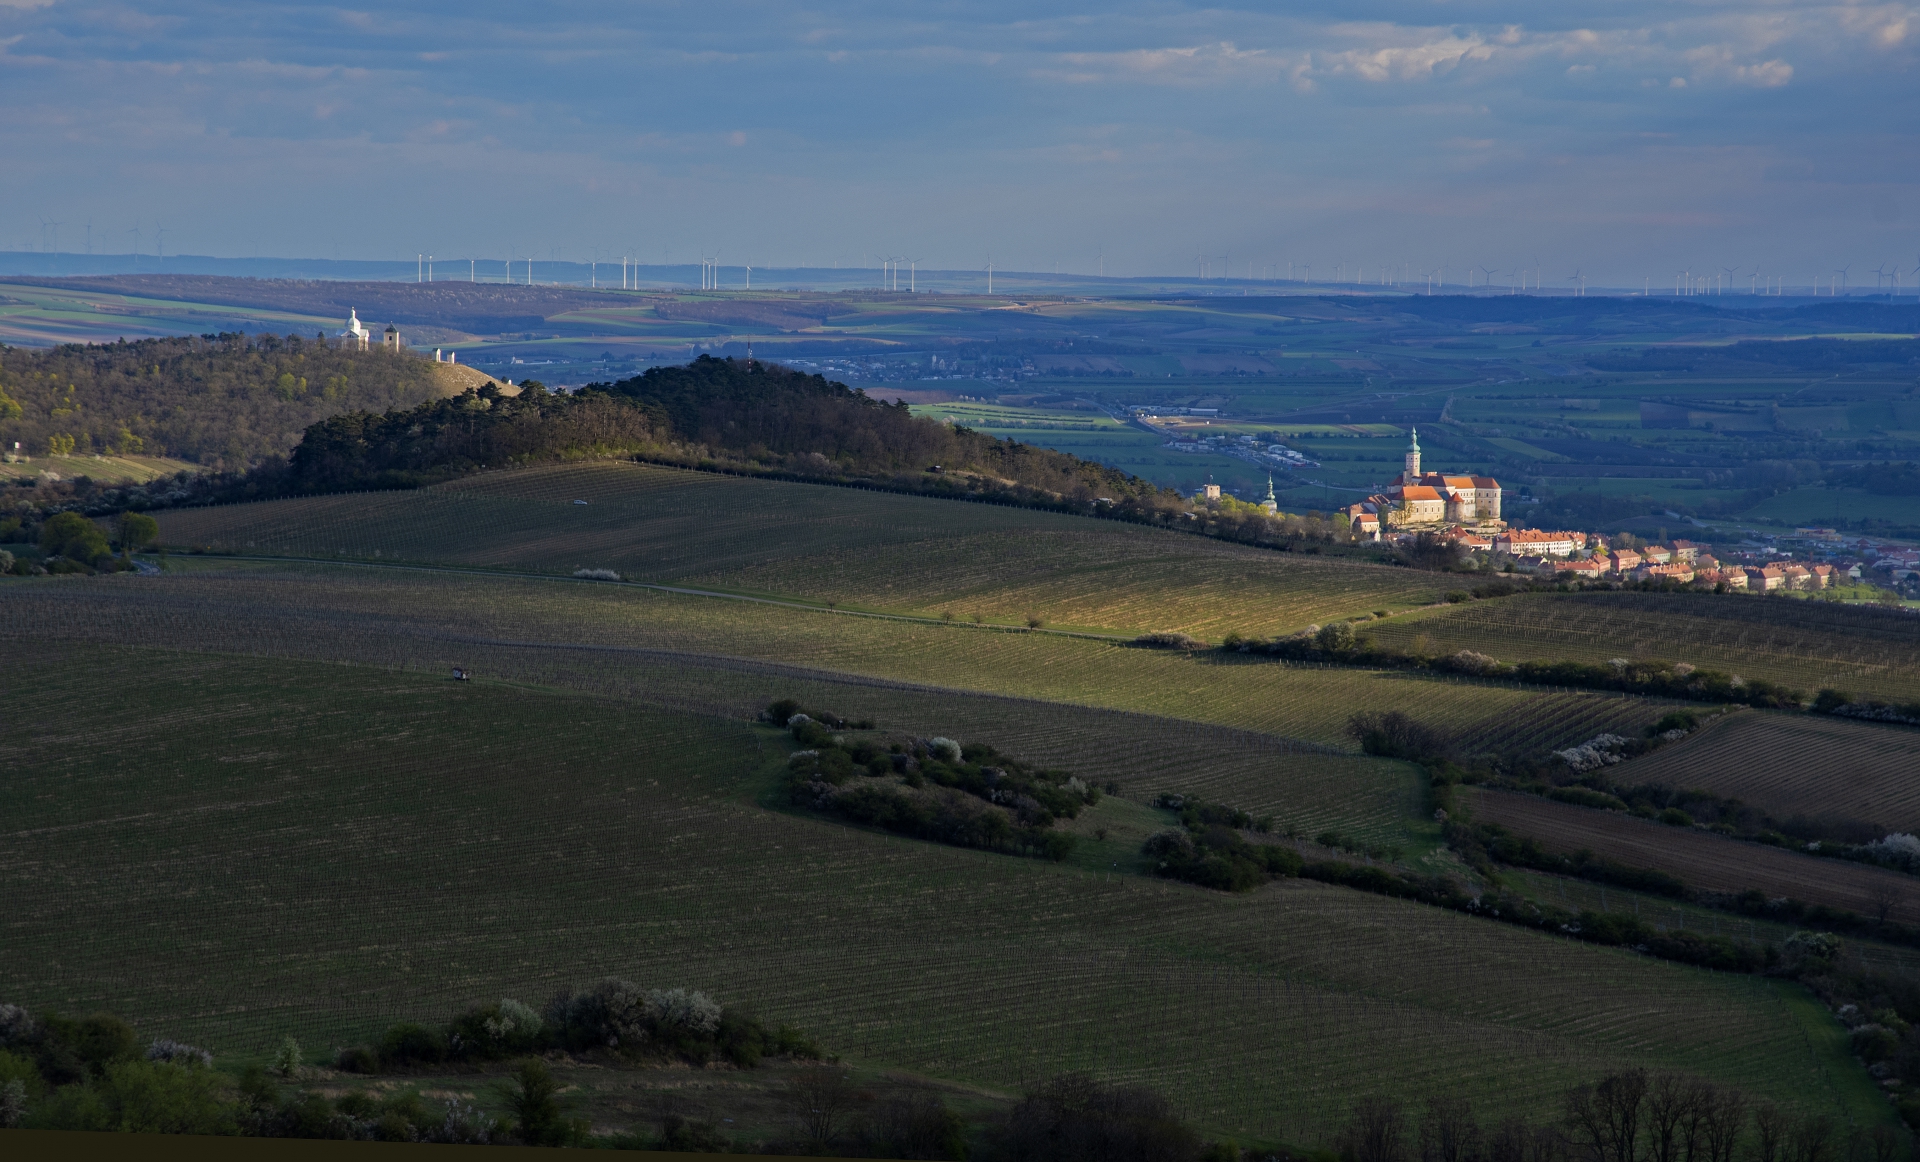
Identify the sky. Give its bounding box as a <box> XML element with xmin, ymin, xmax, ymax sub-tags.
<box><xmin>1</xmin><ymin>0</ymin><xmax>1917</xmax><ymax>287</ymax></box>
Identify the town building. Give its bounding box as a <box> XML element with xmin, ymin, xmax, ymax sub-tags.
<box><xmin>1495</xmin><ymin>530</ymin><xmax>1585</xmax><ymax>557</ymax></box>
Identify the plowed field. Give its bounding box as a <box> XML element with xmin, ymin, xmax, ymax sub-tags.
<box><xmin>1468</xmin><ymin>789</ymin><xmax>1920</xmax><ymax>919</ymax></box>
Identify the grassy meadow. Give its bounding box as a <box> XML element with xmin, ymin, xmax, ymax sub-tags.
<box><xmin>0</xmin><ymin>644</ymin><xmax>1888</xmax><ymax>1142</ymax></box>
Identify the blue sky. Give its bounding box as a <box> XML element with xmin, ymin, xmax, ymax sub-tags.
<box><xmin>2</xmin><ymin>0</ymin><xmax>1916</xmax><ymax>286</ymax></box>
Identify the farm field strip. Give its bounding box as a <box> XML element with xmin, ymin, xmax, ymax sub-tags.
<box><xmin>1469</xmin><ymin>789</ymin><xmax>1920</xmax><ymax>918</ymax></box>
<box><xmin>1369</xmin><ymin>593</ymin><xmax>1920</xmax><ymax>704</ymax></box>
<box><xmin>1618</xmin><ymin>711</ymin><xmax>1920</xmax><ymax>836</ymax></box>
<box><xmin>154</xmin><ymin>461</ymin><xmax>1447</xmax><ymax>635</ymax></box>
<box><xmin>0</xmin><ymin>566</ymin><xmax>1662</xmax><ymax>757</ymax></box>
<box><xmin>0</xmin><ymin>646</ymin><xmax>1881</xmax><ymax>1139</ymax></box>
<box><xmin>1503</xmin><ymin>869</ymin><xmax>1920</xmax><ymax>978</ymax></box>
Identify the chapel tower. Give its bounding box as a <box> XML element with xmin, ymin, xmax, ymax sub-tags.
<box><xmin>1404</xmin><ymin>428</ymin><xmax>1421</xmax><ymax>480</ymax></box>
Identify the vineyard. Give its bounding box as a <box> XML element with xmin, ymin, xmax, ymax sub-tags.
<box><xmin>0</xmin><ymin>562</ymin><xmax>1660</xmax><ymax>759</ymax></box>
<box><xmin>1621</xmin><ymin>712</ymin><xmax>1920</xmax><ymax>836</ymax></box>
<box><xmin>1468</xmin><ymin>789</ymin><xmax>1920</xmax><ymax>918</ymax></box>
<box><xmin>153</xmin><ymin>461</ymin><xmax>1445</xmax><ymax>635</ymax></box>
<box><xmin>0</xmin><ymin>645</ymin><xmax>1885</xmax><ymax>1141</ymax></box>
<box><xmin>1368</xmin><ymin>592</ymin><xmax>1920</xmax><ymax>705</ymax></box>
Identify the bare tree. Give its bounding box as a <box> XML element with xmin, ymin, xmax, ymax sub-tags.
<box><xmin>1866</xmin><ymin>1125</ymin><xmax>1900</xmax><ymax>1162</ymax></box>
<box><xmin>1645</xmin><ymin>1074</ymin><xmax>1703</xmax><ymax>1162</ymax></box>
<box><xmin>1751</xmin><ymin>1104</ymin><xmax>1791</xmax><ymax>1162</ymax></box>
<box><xmin>1868</xmin><ymin>881</ymin><xmax>1905</xmax><ymax>927</ymax></box>
<box><xmin>1567</xmin><ymin>1070</ymin><xmax>1649</xmax><ymax>1162</ymax></box>
<box><xmin>1342</xmin><ymin>1097</ymin><xmax>1410</xmax><ymax>1162</ymax></box>
<box><xmin>1694</xmin><ymin>1084</ymin><xmax>1747</xmax><ymax>1162</ymax></box>
<box><xmin>783</xmin><ymin>1065</ymin><xmax>867</xmax><ymax>1152</ymax></box>
<box><xmin>1422</xmin><ymin>1096</ymin><xmax>1484</xmax><ymax>1162</ymax></box>
<box><xmin>1788</xmin><ymin>1115</ymin><xmax>1834</xmax><ymax>1162</ymax></box>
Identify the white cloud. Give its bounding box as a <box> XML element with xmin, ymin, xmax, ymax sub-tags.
<box><xmin>1734</xmin><ymin>58</ymin><xmax>1794</xmax><ymax>85</ymax></box>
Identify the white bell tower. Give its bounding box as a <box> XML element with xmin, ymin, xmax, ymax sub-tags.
<box><xmin>1404</xmin><ymin>427</ymin><xmax>1422</xmax><ymax>479</ymax></box>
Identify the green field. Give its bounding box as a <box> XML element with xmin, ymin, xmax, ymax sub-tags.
<box><xmin>0</xmin><ymin>643</ymin><xmax>1886</xmax><ymax>1142</ymax></box>
<box><xmin>1740</xmin><ymin>487</ymin><xmax>1920</xmax><ymax>526</ymax></box>
<box><xmin>155</xmin><ymin>461</ymin><xmax>1447</xmax><ymax>638</ymax></box>
<box><xmin>1366</xmin><ymin>590</ymin><xmax>1920</xmax><ymax>704</ymax></box>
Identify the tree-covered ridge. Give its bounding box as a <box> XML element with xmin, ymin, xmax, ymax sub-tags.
<box><xmin>599</xmin><ymin>355</ymin><xmax>1175</xmax><ymax>507</ymax></box>
<box><xmin>282</xmin><ymin>382</ymin><xmax>661</xmax><ymax>493</ymax></box>
<box><xmin>0</xmin><ymin>333</ymin><xmax>456</xmax><ymax>468</ymax></box>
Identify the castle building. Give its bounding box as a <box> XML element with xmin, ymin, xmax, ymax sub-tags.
<box><xmin>1346</xmin><ymin>428</ymin><xmax>1503</xmax><ymax>536</ymax></box>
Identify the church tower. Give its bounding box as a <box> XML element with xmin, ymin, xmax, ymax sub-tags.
<box><xmin>1262</xmin><ymin>476</ymin><xmax>1278</xmax><ymax>515</ymax></box>
<box><xmin>1404</xmin><ymin>428</ymin><xmax>1421</xmax><ymax>480</ymax></box>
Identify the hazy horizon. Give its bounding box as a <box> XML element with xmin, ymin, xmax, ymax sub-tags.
<box><xmin>3</xmin><ymin>1</ymin><xmax>1916</xmax><ymax>290</ymax></box>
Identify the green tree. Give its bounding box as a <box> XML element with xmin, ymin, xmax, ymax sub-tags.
<box><xmin>117</xmin><ymin>511</ymin><xmax>159</xmax><ymax>554</ymax></box>
<box><xmin>501</xmin><ymin>1057</ymin><xmax>576</xmax><ymax>1146</ymax></box>
<box><xmin>40</xmin><ymin>512</ymin><xmax>109</xmax><ymax>563</ymax></box>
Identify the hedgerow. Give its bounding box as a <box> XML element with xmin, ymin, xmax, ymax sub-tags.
<box><xmin>1233</xmin><ymin>630</ymin><xmax>1805</xmax><ymax>710</ymax></box>
<box><xmin>775</xmin><ymin>701</ymin><xmax>1090</xmax><ymax>861</ymax></box>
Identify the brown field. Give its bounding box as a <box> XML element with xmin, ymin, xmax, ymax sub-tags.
<box><xmin>1622</xmin><ymin>711</ymin><xmax>1920</xmax><ymax>836</ymax></box>
<box><xmin>1367</xmin><ymin>591</ymin><xmax>1920</xmax><ymax>704</ymax></box>
<box><xmin>1468</xmin><ymin>788</ymin><xmax>1920</xmax><ymax>919</ymax></box>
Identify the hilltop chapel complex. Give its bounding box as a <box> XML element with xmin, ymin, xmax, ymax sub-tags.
<box><xmin>1345</xmin><ymin>430</ymin><xmax>1503</xmax><ymax>538</ymax></box>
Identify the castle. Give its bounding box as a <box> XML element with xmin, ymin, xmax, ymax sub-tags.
<box><xmin>1346</xmin><ymin>429</ymin><xmax>1502</xmax><ymax>538</ymax></box>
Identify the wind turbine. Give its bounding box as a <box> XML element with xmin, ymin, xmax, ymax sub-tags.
<box><xmin>905</xmin><ymin>258</ymin><xmax>920</xmax><ymax>293</ymax></box>
<box><xmin>985</xmin><ymin>255</ymin><xmax>994</xmax><ymax>296</ymax></box>
<box><xmin>1835</xmin><ymin>265</ymin><xmax>1851</xmax><ymax>296</ymax></box>
<box><xmin>744</xmin><ymin>262</ymin><xmax>752</xmax><ymax>290</ymax></box>
<box><xmin>154</xmin><ymin>223</ymin><xmax>165</xmax><ymax>266</ymax></box>
<box><xmin>1567</xmin><ymin>270</ymin><xmax>1586</xmax><ymax>297</ymax></box>
<box><xmin>1720</xmin><ymin>265</ymin><xmax>1737</xmax><ymax>296</ymax></box>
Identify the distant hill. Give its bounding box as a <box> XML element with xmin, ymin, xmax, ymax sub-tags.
<box><xmin>0</xmin><ymin>332</ymin><xmax>467</xmax><ymax>468</ymax></box>
<box><xmin>260</xmin><ymin>355</ymin><xmax>1183</xmax><ymax>513</ymax></box>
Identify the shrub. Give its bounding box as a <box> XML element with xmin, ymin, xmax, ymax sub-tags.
<box><xmin>144</xmin><ymin>1039</ymin><xmax>213</xmax><ymax>1068</ymax></box>
<box><xmin>1134</xmin><ymin>631</ymin><xmax>1207</xmax><ymax>650</ymax></box>
<box><xmin>376</xmin><ymin>1024</ymin><xmax>444</xmax><ymax>1068</ymax></box>
<box><xmin>1346</xmin><ymin>711</ymin><xmax>1451</xmax><ymax>761</ymax></box>
<box><xmin>993</xmin><ymin>1074</ymin><xmax>1201</xmax><ymax>1162</ymax></box>
<box><xmin>570</xmin><ymin>567</ymin><xmax>621</xmax><ymax>581</ymax></box>
<box><xmin>332</xmin><ymin>1045</ymin><xmax>378</xmax><ymax>1073</ymax></box>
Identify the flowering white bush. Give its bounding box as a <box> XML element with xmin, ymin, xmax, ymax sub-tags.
<box><xmin>483</xmin><ymin>998</ymin><xmax>541</xmax><ymax>1042</ymax></box>
<box><xmin>645</xmin><ymin>987</ymin><xmax>722</xmax><ymax>1034</ymax></box>
<box><xmin>0</xmin><ymin>1003</ymin><xmax>37</xmax><ymax>1046</ymax></box>
<box><xmin>1553</xmin><ymin>734</ymin><xmax>1631</xmax><ymax>773</ymax></box>
<box><xmin>928</xmin><ymin>737</ymin><xmax>962</xmax><ymax>763</ymax></box>
<box><xmin>146</xmin><ymin>1038</ymin><xmax>213</xmax><ymax>1067</ymax></box>
<box><xmin>572</xmin><ymin>568</ymin><xmax>622</xmax><ymax>581</ymax></box>
<box><xmin>1865</xmin><ymin>833</ymin><xmax>1920</xmax><ymax>870</ymax></box>
<box><xmin>1445</xmin><ymin>650</ymin><xmax>1504</xmax><ymax>676</ymax></box>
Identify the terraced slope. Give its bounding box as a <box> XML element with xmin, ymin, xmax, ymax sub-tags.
<box><xmin>1367</xmin><ymin>591</ymin><xmax>1920</xmax><ymax>704</ymax></box>
<box><xmin>1618</xmin><ymin>711</ymin><xmax>1920</xmax><ymax>836</ymax></box>
<box><xmin>155</xmin><ymin>461</ymin><xmax>1443</xmax><ymax>636</ymax></box>
<box><xmin>0</xmin><ymin>646</ymin><xmax>1880</xmax><ymax>1140</ymax></box>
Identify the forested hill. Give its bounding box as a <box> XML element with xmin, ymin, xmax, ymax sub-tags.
<box><xmin>597</xmin><ymin>355</ymin><xmax>1171</xmax><ymax>505</ymax></box>
<box><xmin>224</xmin><ymin>356</ymin><xmax>1183</xmax><ymax>517</ymax></box>
<box><xmin>0</xmin><ymin>333</ymin><xmax>464</xmax><ymax>468</ymax></box>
